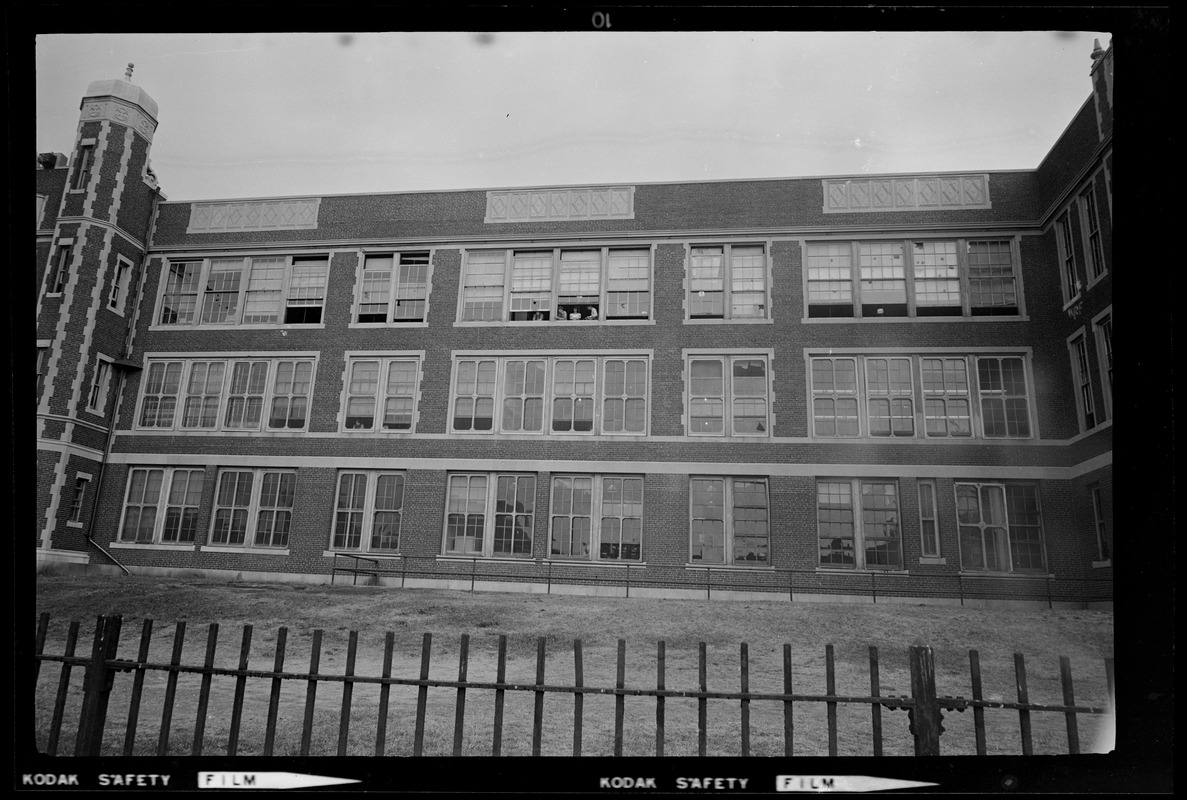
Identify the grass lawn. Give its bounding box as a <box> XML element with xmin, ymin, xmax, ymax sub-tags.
<box><xmin>32</xmin><ymin>574</ymin><xmax>1114</xmax><ymax>758</ymax></box>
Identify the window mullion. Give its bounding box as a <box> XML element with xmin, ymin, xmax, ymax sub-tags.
<box><xmin>902</xmin><ymin>240</ymin><xmax>918</xmax><ymax>317</ymax></box>
<box><xmin>722</xmin><ymin>479</ymin><xmax>734</xmax><ymax>564</ymax></box>
<box><xmin>956</xmin><ymin>239</ymin><xmax>971</xmax><ymax>316</ymax></box>
<box><xmin>501</xmin><ymin>251</ymin><xmax>513</xmax><ymax>322</ymax></box>
<box><xmin>485</xmin><ymin>478</ymin><xmax>498</xmax><ymax>558</ymax></box>
<box><xmin>388</xmin><ymin>261</ymin><xmax>400</xmax><ymax>323</ymax></box>
<box><xmin>591</xmin><ymin>476</ymin><xmax>604</xmax><ymax>562</ymax></box>
<box><xmin>849</xmin><ymin>242</ymin><xmax>862</xmax><ymax>317</ymax></box>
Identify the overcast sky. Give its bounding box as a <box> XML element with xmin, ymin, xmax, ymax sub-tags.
<box><xmin>35</xmin><ymin>31</ymin><xmax>1111</xmax><ymax>202</ymax></box>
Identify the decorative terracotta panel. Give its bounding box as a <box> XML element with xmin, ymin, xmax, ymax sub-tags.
<box><xmin>822</xmin><ymin>175</ymin><xmax>991</xmax><ymax>213</ymax></box>
<box><xmin>186</xmin><ymin>198</ymin><xmax>321</xmax><ymax>233</ymax></box>
<box><xmin>79</xmin><ymin>99</ymin><xmax>158</xmax><ymax>143</ymax></box>
<box><xmin>485</xmin><ymin>186</ymin><xmax>635</xmax><ymax>223</ymax></box>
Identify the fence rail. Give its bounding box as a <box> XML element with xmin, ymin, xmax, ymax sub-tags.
<box><xmin>329</xmin><ymin>554</ymin><xmax>1113</xmax><ymax>607</ymax></box>
<box><xmin>34</xmin><ymin>613</ymin><xmax>1114</xmax><ymax>758</ymax></box>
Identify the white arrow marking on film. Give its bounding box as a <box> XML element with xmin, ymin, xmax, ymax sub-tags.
<box><xmin>776</xmin><ymin>775</ymin><xmax>939</xmax><ymax>792</ymax></box>
<box><xmin>198</xmin><ymin>772</ymin><xmax>361</xmax><ymax>790</ymax></box>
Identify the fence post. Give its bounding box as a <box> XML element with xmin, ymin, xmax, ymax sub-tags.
<box><xmin>907</xmin><ymin>645</ymin><xmax>942</xmax><ymax>756</ymax></box>
<box><xmin>75</xmin><ymin>614</ymin><xmax>123</xmax><ymax>757</ymax></box>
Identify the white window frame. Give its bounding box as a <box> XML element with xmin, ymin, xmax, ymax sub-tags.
<box><xmin>86</xmin><ymin>354</ymin><xmax>114</xmax><ymax>415</ymax></box>
<box><xmin>352</xmin><ymin>250</ymin><xmax>432</xmax><ymax>326</ymax></box>
<box><xmin>330</xmin><ymin>470</ymin><xmax>409</xmax><ymax>553</ymax></box>
<box><xmin>449</xmin><ymin>353</ymin><xmax>650</xmax><ymax>436</ymax></box>
<box><xmin>205</xmin><ymin>468</ymin><xmax>297</xmax><ymax>551</ymax></box>
<box><xmin>808</xmin><ymin>352</ymin><xmax>1033</xmax><ymax>440</ymax></box>
<box><xmin>442</xmin><ymin>472</ymin><xmax>537</xmax><ymax>559</ymax></box>
<box><xmin>548</xmin><ymin>474</ymin><xmax>644</xmax><ymax>562</ymax></box>
<box><xmin>688</xmin><ymin>476</ymin><xmax>771</xmax><ymax>566</ymax></box>
<box><xmin>456</xmin><ymin>246</ymin><xmax>655</xmax><ymax>324</ymax></box>
<box><xmin>72</xmin><ymin>143</ymin><xmax>95</xmax><ymax>191</ymax></box>
<box><xmin>686</xmin><ymin>242</ymin><xmax>772</xmax><ymax>321</ymax></box>
<box><xmin>37</xmin><ymin>194</ymin><xmax>47</xmax><ymax>229</ymax></box>
<box><xmin>135</xmin><ymin>354</ymin><xmax>318</xmax><ymax>433</ymax></box>
<box><xmin>803</xmin><ymin>237</ymin><xmax>1023</xmax><ymax>319</ymax></box>
<box><xmin>1055</xmin><ymin>210</ymin><xmax>1082</xmax><ymax>307</ymax></box>
<box><xmin>340</xmin><ymin>353</ymin><xmax>424</xmax><ymax>433</ymax></box>
<box><xmin>684</xmin><ymin>351</ymin><xmax>773</xmax><ymax>437</ymax></box>
<box><xmin>1089</xmin><ymin>483</ymin><xmax>1110</xmax><ymax>565</ymax></box>
<box><xmin>816</xmin><ymin>478</ymin><xmax>904</xmax><ymax>570</ymax></box>
<box><xmin>1067</xmin><ymin>329</ymin><xmax>1098</xmax><ymax>432</ymax></box>
<box><xmin>155</xmin><ymin>254</ymin><xmax>330</xmax><ymax>329</ymax></box>
<box><xmin>1092</xmin><ymin>307</ymin><xmax>1113</xmax><ymax>421</ymax></box>
<box><xmin>116</xmin><ymin>466</ymin><xmax>206</xmax><ymax>546</ymax></box>
<box><xmin>48</xmin><ymin>240</ymin><xmax>73</xmax><ymax>295</ymax></box>
<box><xmin>1079</xmin><ymin>177</ymin><xmax>1107</xmax><ymax>286</ymax></box>
<box><xmin>108</xmin><ymin>255</ymin><xmax>133</xmax><ymax>314</ymax></box>
<box><xmin>917</xmin><ymin>479</ymin><xmax>941</xmax><ymax>560</ymax></box>
<box><xmin>67</xmin><ymin>473</ymin><xmax>93</xmax><ymax>527</ymax></box>
<box><xmin>974</xmin><ymin>355</ymin><xmax>1034</xmax><ymax>439</ymax></box>
<box><xmin>954</xmin><ymin>481</ymin><xmax>1046</xmax><ymax>574</ymax></box>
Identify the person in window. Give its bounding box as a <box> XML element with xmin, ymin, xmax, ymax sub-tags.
<box><xmin>531</xmin><ymin>310</ymin><xmax>545</xmax><ymax>321</ymax></box>
<box><xmin>586</xmin><ymin>306</ymin><xmax>599</xmax><ymax>319</ymax></box>
<box><xmin>568</xmin><ymin>308</ymin><xmax>583</xmax><ymax>320</ymax></box>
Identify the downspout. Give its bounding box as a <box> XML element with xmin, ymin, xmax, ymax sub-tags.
<box><xmin>84</xmin><ymin>365</ymin><xmax>136</xmax><ymax>576</ymax></box>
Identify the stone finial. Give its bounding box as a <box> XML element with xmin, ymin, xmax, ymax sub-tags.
<box><xmin>1090</xmin><ymin>39</ymin><xmax>1105</xmax><ymax>61</ymax></box>
<box><xmin>125</xmin><ymin>63</ymin><xmax>134</xmax><ymax>80</ymax></box>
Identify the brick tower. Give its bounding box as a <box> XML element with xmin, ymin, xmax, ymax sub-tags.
<box><xmin>36</xmin><ymin>65</ymin><xmax>163</xmax><ymax>569</ymax></box>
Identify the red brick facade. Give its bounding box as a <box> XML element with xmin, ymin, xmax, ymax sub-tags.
<box><xmin>36</xmin><ymin>45</ymin><xmax>1114</xmax><ymax>607</ymax></box>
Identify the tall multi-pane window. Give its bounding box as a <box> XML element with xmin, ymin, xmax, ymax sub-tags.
<box><xmin>812</xmin><ymin>357</ymin><xmax>859</xmax><ymax>436</ymax></box>
<box><xmin>911</xmin><ymin>241</ymin><xmax>961</xmax><ymax>316</ymax></box>
<box><xmin>605</xmin><ymin>249</ymin><xmax>650</xmax><ymax>318</ymax></box>
<box><xmin>342</xmin><ymin>357</ymin><xmax>421</xmax><ymax>432</ymax></box>
<box><xmin>1069</xmin><ymin>333</ymin><xmax>1097</xmax><ymax>430</ymax></box>
<box><xmin>687</xmin><ymin>355</ymin><xmax>771</xmax><ymax>436</ymax></box>
<box><xmin>976</xmin><ymin>356</ymin><xmax>1032</xmax><ymax>437</ymax></box>
<box><xmin>118</xmin><ymin>467</ymin><xmax>205</xmax><ymax>544</ymax></box>
<box><xmin>459</xmin><ymin>247</ymin><xmax>653</xmax><ymax>322</ymax></box>
<box><xmin>918</xmin><ymin>480</ymin><xmax>940</xmax><ymax>558</ymax></box>
<box><xmin>865</xmin><ymin>357</ymin><xmax>914</xmax><ymax>437</ymax></box>
<box><xmin>49</xmin><ymin>244</ymin><xmax>73</xmax><ymax>294</ymax></box>
<box><xmin>810</xmin><ymin>353</ymin><xmax>1030</xmax><ymax>439</ymax></box>
<box><xmin>550</xmin><ymin>475</ymin><xmax>643</xmax><ymax>561</ymax></box>
<box><xmin>284</xmin><ymin>257</ymin><xmax>329</xmax><ymax>323</ymax></box>
<box><xmin>461</xmin><ymin>252</ymin><xmax>506</xmax><ymax>321</ymax></box>
<box><xmin>1094</xmin><ymin>312</ymin><xmax>1113</xmax><ymax>419</ymax></box>
<box><xmin>920</xmin><ymin>358</ymin><xmax>972</xmax><ymax>437</ymax></box>
<box><xmin>443</xmin><ymin>474</ymin><xmax>535</xmax><ymax>558</ymax></box>
<box><xmin>356</xmin><ymin>252</ymin><xmax>430</xmax><ymax>323</ymax></box>
<box><xmin>331</xmin><ymin>471</ymin><xmax>405</xmax><ymax>552</ymax></box>
<box><xmin>966</xmin><ymin>240</ymin><xmax>1019</xmax><ymax>315</ymax></box>
<box><xmin>87</xmin><ymin>358</ymin><xmax>112</xmax><ymax>413</ymax></box>
<box><xmin>160</xmin><ymin>261</ymin><xmax>201</xmax><ymax>324</ymax></box>
<box><xmin>68</xmin><ymin>476</ymin><xmax>91</xmax><ymax>524</ymax></box>
<box><xmin>689</xmin><ymin>478</ymin><xmax>769</xmax><ymax>565</ymax></box>
<box><xmin>1090</xmin><ymin>484</ymin><xmax>1110</xmax><ymax>563</ymax></box>
<box><xmin>1080</xmin><ymin>182</ymin><xmax>1107</xmax><ymax>282</ymax></box>
<box><xmin>817</xmin><ymin>479</ymin><xmax>903</xmax><ymax>569</ymax></box>
<box><xmin>108</xmin><ymin>258</ymin><xmax>131</xmax><ymax>313</ymax></box>
<box><xmin>688</xmin><ymin>244</ymin><xmax>768</xmax><ymax>320</ymax></box>
<box><xmin>138</xmin><ymin>357</ymin><xmax>315</xmax><ymax>432</ymax></box>
<box><xmin>1056</xmin><ymin>211</ymin><xmax>1080</xmax><ymax>304</ymax></box>
<box><xmin>806</xmin><ymin>243</ymin><xmax>854</xmax><ymax>317</ymax></box>
<box><xmin>859</xmin><ymin>242</ymin><xmax>908</xmax><ymax>317</ymax></box>
<box><xmin>451</xmin><ymin>355</ymin><xmax>648</xmax><ymax>436</ymax></box>
<box><xmin>159</xmin><ymin>255</ymin><xmax>330</xmax><ymax>327</ymax></box>
<box><xmin>804</xmin><ymin>238</ymin><xmax>1020</xmax><ymax>318</ymax></box>
<box><xmin>73</xmin><ymin>145</ymin><xmax>94</xmax><ymax>190</ymax></box>
<box><xmin>955</xmin><ymin>482</ymin><xmax>1045</xmax><ymax>573</ymax></box>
